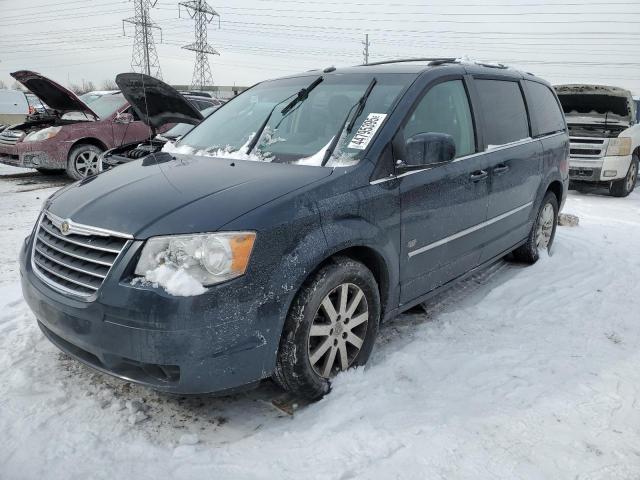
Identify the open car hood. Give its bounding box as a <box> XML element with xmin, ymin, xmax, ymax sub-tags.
<box><xmin>115</xmin><ymin>73</ymin><xmax>204</xmax><ymax>130</ymax></box>
<box><xmin>11</xmin><ymin>70</ymin><xmax>98</xmax><ymax>118</ymax></box>
<box><xmin>555</xmin><ymin>84</ymin><xmax>634</xmax><ymax>124</ymax></box>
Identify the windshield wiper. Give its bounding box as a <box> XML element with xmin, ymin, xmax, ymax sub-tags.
<box><xmin>321</xmin><ymin>77</ymin><xmax>377</xmax><ymax>167</ymax></box>
<box><xmin>246</xmin><ymin>75</ymin><xmax>323</xmax><ymax>155</ymax></box>
<box><xmin>281</xmin><ymin>76</ymin><xmax>324</xmax><ymax>116</ymax></box>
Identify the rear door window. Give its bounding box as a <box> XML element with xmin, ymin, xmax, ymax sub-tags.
<box><xmin>524</xmin><ymin>81</ymin><xmax>565</xmax><ymax>136</ymax></box>
<box><xmin>403</xmin><ymin>79</ymin><xmax>476</xmax><ymax>158</ymax></box>
<box><xmin>475</xmin><ymin>79</ymin><xmax>530</xmax><ymax>147</ymax></box>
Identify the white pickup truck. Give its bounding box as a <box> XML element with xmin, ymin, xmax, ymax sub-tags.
<box><xmin>555</xmin><ymin>84</ymin><xmax>639</xmax><ymax>197</ymax></box>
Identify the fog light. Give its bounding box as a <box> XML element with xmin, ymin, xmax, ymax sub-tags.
<box><xmin>603</xmin><ymin>170</ymin><xmax>617</xmax><ymax>178</ymax></box>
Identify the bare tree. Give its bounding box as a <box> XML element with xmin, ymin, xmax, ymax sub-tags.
<box><xmin>68</xmin><ymin>80</ymin><xmax>96</xmax><ymax>95</ymax></box>
<box><xmin>101</xmin><ymin>79</ymin><xmax>118</xmax><ymax>90</ymax></box>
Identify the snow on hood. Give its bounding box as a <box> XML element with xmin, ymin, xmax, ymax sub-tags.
<box><xmin>555</xmin><ymin>84</ymin><xmax>634</xmax><ymax>123</ymax></box>
<box><xmin>10</xmin><ymin>70</ymin><xmax>98</xmax><ymax>118</ymax></box>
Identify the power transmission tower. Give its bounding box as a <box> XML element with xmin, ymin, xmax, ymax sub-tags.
<box><xmin>362</xmin><ymin>34</ymin><xmax>370</xmax><ymax>65</ymax></box>
<box><xmin>123</xmin><ymin>0</ymin><xmax>163</xmax><ymax>79</ymax></box>
<box><xmin>179</xmin><ymin>0</ymin><xmax>220</xmax><ymax>90</ymax></box>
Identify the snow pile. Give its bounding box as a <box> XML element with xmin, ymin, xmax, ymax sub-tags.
<box><xmin>162</xmin><ymin>135</ymin><xmax>274</xmax><ymax>163</ymax></box>
<box><xmin>164</xmin><ymin>133</ymin><xmax>358</xmax><ymax>167</ymax></box>
<box><xmin>294</xmin><ymin>137</ymin><xmax>359</xmax><ymax>167</ymax></box>
<box><xmin>142</xmin><ymin>264</ymin><xmax>206</xmax><ymax>297</ymax></box>
<box><xmin>558</xmin><ymin>212</ymin><xmax>580</xmax><ymax>226</ymax></box>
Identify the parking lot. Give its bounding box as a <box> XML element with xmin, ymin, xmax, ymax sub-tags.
<box><xmin>1</xmin><ymin>163</ymin><xmax>639</xmax><ymax>479</ymax></box>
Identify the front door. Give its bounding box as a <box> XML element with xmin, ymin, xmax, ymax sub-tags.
<box><xmin>398</xmin><ymin>78</ymin><xmax>491</xmax><ymax>305</ymax></box>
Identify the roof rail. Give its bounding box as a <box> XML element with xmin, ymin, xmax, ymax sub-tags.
<box><xmin>474</xmin><ymin>62</ymin><xmax>508</xmax><ymax>69</ymax></box>
<box><xmin>360</xmin><ymin>58</ymin><xmax>458</xmax><ymax>67</ymax></box>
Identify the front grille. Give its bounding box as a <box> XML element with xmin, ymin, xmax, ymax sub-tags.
<box><xmin>32</xmin><ymin>213</ymin><xmax>130</xmax><ymax>298</ymax></box>
<box><xmin>569</xmin><ymin>136</ymin><xmax>606</xmax><ymax>158</ymax></box>
<box><xmin>570</xmin><ymin>148</ymin><xmax>601</xmax><ymax>156</ymax></box>
<box><xmin>0</xmin><ymin>130</ymin><xmax>24</xmax><ymax>146</ymax></box>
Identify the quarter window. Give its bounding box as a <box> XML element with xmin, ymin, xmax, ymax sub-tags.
<box><xmin>475</xmin><ymin>79</ymin><xmax>529</xmax><ymax>147</ymax></box>
<box><xmin>525</xmin><ymin>81</ymin><xmax>565</xmax><ymax>136</ymax></box>
<box><xmin>404</xmin><ymin>80</ymin><xmax>475</xmax><ymax>158</ymax></box>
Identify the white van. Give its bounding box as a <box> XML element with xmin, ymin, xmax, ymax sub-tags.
<box><xmin>0</xmin><ymin>89</ymin><xmax>30</xmax><ymax>128</ymax></box>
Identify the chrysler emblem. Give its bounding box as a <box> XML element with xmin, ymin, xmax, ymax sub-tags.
<box><xmin>60</xmin><ymin>221</ymin><xmax>70</xmax><ymax>235</ymax></box>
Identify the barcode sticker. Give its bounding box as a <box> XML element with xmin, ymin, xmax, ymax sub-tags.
<box><xmin>347</xmin><ymin>113</ymin><xmax>387</xmax><ymax>150</ymax></box>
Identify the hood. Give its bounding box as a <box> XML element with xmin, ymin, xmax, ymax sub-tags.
<box><xmin>11</xmin><ymin>70</ymin><xmax>98</xmax><ymax>118</ymax></box>
<box><xmin>115</xmin><ymin>73</ymin><xmax>204</xmax><ymax>130</ymax></box>
<box><xmin>46</xmin><ymin>153</ymin><xmax>333</xmax><ymax>238</ymax></box>
<box><xmin>555</xmin><ymin>84</ymin><xmax>634</xmax><ymax>125</ymax></box>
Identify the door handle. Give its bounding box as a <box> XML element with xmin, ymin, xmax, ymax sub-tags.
<box><xmin>493</xmin><ymin>164</ymin><xmax>510</xmax><ymax>175</ymax></box>
<box><xmin>470</xmin><ymin>170</ymin><xmax>488</xmax><ymax>182</ymax></box>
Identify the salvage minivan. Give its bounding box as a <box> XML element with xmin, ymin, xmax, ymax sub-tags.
<box><xmin>20</xmin><ymin>60</ymin><xmax>569</xmax><ymax>400</ymax></box>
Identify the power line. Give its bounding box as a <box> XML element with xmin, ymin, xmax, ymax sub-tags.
<box><xmin>257</xmin><ymin>0</ymin><xmax>640</xmax><ymax>7</ymax></box>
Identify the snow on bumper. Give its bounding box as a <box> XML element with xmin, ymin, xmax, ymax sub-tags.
<box><xmin>19</xmin><ymin>235</ymin><xmax>278</xmax><ymax>395</ymax></box>
<box><xmin>569</xmin><ymin>154</ymin><xmax>632</xmax><ymax>182</ymax></box>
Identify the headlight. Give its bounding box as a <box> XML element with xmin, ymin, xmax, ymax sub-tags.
<box><xmin>23</xmin><ymin>126</ymin><xmax>62</xmax><ymax>142</ymax></box>
<box><xmin>135</xmin><ymin>232</ymin><xmax>256</xmax><ymax>286</ymax></box>
<box><xmin>606</xmin><ymin>137</ymin><xmax>632</xmax><ymax>156</ymax></box>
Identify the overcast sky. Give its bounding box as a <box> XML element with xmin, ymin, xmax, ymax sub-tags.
<box><xmin>1</xmin><ymin>0</ymin><xmax>639</xmax><ymax>93</ymax></box>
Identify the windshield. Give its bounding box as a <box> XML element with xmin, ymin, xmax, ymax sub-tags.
<box><xmin>163</xmin><ymin>106</ymin><xmax>216</xmax><ymax>139</ymax></box>
<box><xmin>86</xmin><ymin>93</ymin><xmax>126</xmax><ymax>118</ymax></box>
<box><xmin>168</xmin><ymin>73</ymin><xmax>412</xmax><ymax>166</ymax></box>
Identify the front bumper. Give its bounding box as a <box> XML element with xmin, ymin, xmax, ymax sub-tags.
<box><xmin>569</xmin><ymin>154</ymin><xmax>632</xmax><ymax>182</ymax></box>
<box><xmin>0</xmin><ymin>143</ymin><xmax>59</xmax><ymax>169</ymax></box>
<box><xmin>19</xmin><ymin>234</ymin><xmax>282</xmax><ymax>395</ymax></box>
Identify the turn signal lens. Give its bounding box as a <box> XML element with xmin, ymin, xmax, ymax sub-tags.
<box><xmin>229</xmin><ymin>233</ymin><xmax>256</xmax><ymax>274</ymax></box>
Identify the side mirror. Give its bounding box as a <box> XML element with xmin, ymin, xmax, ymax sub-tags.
<box><xmin>114</xmin><ymin>112</ymin><xmax>134</xmax><ymax>124</ymax></box>
<box><xmin>400</xmin><ymin>132</ymin><xmax>456</xmax><ymax>170</ymax></box>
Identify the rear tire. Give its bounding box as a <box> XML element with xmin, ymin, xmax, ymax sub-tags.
<box><xmin>512</xmin><ymin>191</ymin><xmax>558</xmax><ymax>264</ymax></box>
<box><xmin>274</xmin><ymin>257</ymin><xmax>380</xmax><ymax>400</ymax></box>
<box><xmin>609</xmin><ymin>155</ymin><xmax>638</xmax><ymax>197</ymax></box>
<box><xmin>66</xmin><ymin>144</ymin><xmax>103</xmax><ymax>180</ymax></box>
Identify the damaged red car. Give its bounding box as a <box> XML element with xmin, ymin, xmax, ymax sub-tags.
<box><xmin>0</xmin><ymin>71</ymin><xmax>152</xmax><ymax>179</ymax></box>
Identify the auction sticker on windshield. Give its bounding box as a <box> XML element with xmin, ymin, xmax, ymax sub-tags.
<box><xmin>347</xmin><ymin>113</ymin><xmax>387</xmax><ymax>150</ymax></box>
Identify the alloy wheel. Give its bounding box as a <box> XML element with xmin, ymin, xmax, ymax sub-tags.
<box><xmin>307</xmin><ymin>283</ymin><xmax>369</xmax><ymax>378</ymax></box>
<box><xmin>74</xmin><ymin>150</ymin><xmax>101</xmax><ymax>177</ymax></box>
<box><xmin>535</xmin><ymin>202</ymin><xmax>555</xmax><ymax>249</ymax></box>
<box><xmin>627</xmin><ymin>162</ymin><xmax>637</xmax><ymax>193</ymax></box>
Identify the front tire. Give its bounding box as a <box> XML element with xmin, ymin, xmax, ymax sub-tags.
<box><xmin>512</xmin><ymin>191</ymin><xmax>558</xmax><ymax>264</ymax></box>
<box><xmin>274</xmin><ymin>257</ymin><xmax>380</xmax><ymax>400</ymax></box>
<box><xmin>66</xmin><ymin>144</ymin><xmax>103</xmax><ymax>180</ymax></box>
<box><xmin>609</xmin><ymin>155</ymin><xmax>638</xmax><ymax>198</ymax></box>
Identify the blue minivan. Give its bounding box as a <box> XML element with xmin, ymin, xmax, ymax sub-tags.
<box><xmin>20</xmin><ymin>59</ymin><xmax>569</xmax><ymax>399</ymax></box>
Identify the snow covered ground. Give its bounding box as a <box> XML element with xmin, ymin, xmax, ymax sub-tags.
<box><xmin>1</xmin><ymin>164</ymin><xmax>640</xmax><ymax>480</ymax></box>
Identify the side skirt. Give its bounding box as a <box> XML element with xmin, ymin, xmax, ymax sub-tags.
<box><xmin>383</xmin><ymin>238</ymin><xmax>528</xmax><ymax>321</ymax></box>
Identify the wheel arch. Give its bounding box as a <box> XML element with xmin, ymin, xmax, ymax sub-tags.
<box><xmin>300</xmin><ymin>244</ymin><xmax>393</xmax><ymax>321</ymax></box>
<box><xmin>546</xmin><ymin>179</ymin><xmax>564</xmax><ymax>207</ymax></box>
<box><xmin>68</xmin><ymin>137</ymin><xmax>108</xmax><ymax>158</ymax></box>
